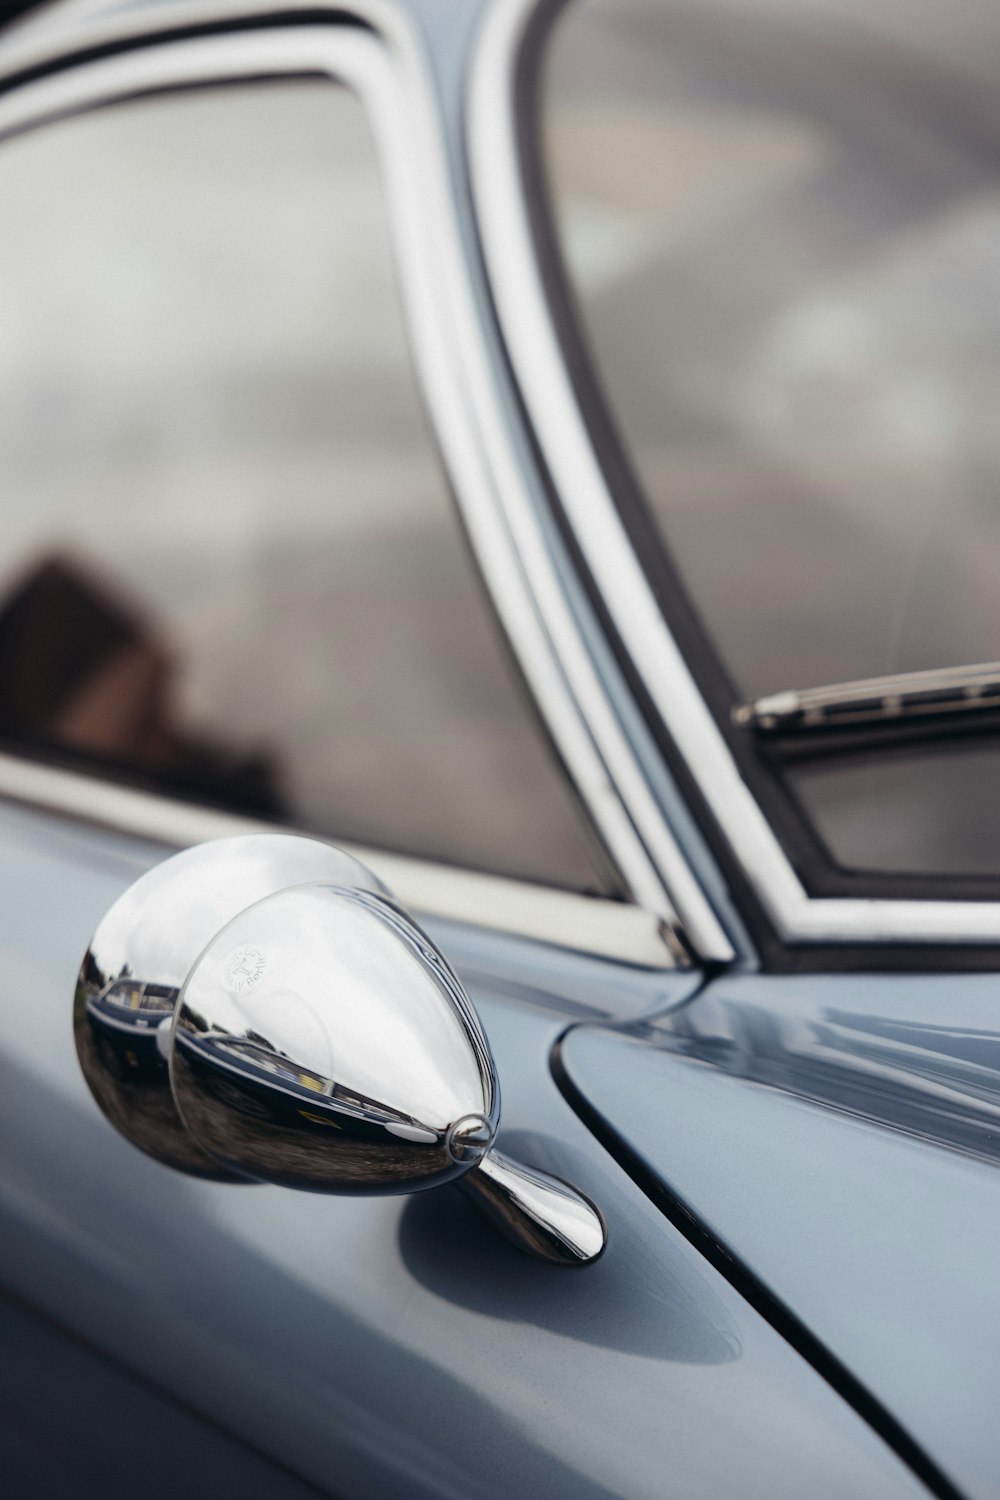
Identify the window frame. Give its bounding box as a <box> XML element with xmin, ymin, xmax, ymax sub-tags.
<box><xmin>0</xmin><ymin>0</ymin><xmax>726</xmax><ymax>965</ymax></box>
<box><xmin>469</xmin><ymin>0</ymin><xmax>1000</xmax><ymax>965</ymax></box>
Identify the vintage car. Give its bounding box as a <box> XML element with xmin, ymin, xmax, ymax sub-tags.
<box><xmin>0</xmin><ymin>0</ymin><xmax>997</xmax><ymax>1496</ymax></box>
<box><xmin>83</xmin><ymin>977</ymin><xmax>175</xmax><ymax>1077</ymax></box>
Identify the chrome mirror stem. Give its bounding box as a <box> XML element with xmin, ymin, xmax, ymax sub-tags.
<box><xmin>462</xmin><ymin>1148</ymin><xmax>606</xmax><ymax>1266</ymax></box>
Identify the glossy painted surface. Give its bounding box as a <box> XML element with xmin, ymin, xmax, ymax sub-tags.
<box><xmin>0</xmin><ymin>1289</ymin><xmax>324</xmax><ymax>1500</ymax></box>
<box><xmin>562</xmin><ymin>976</ymin><xmax>1000</xmax><ymax>1500</ymax></box>
<box><xmin>0</xmin><ymin>0</ymin><xmax>993</xmax><ymax>1496</ymax></box>
<box><xmin>0</xmin><ymin>799</ymin><xmax>929</xmax><ymax>1498</ymax></box>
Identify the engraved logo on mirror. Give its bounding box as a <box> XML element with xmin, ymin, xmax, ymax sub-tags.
<box><xmin>223</xmin><ymin>945</ymin><xmax>267</xmax><ymax>994</ymax></box>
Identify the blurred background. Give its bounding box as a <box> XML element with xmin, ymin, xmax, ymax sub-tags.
<box><xmin>543</xmin><ymin>0</ymin><xmax>1000</xmax><ymax>880</ymax></box>
<box><xmin>4</xmin><ymin>0</ymin><xmax>1000</xmax><ymax>889</ymax></box>
<box><xmin>0</xmin><ymin>78</ymin><xmax>604</xmax><ymax>892</ymax></box>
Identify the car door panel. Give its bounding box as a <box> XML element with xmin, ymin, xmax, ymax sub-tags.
<box><xmin>0</xmin><ymin>799</ymin><xmax>930</xmax><ymax>1499</ymax></box>
<box><xmin>561</xmin><ymin>976</ymin><xmax>1000</xmax><ymax>1500</ymax></box>
<box><xmin>0</xmin><ymin>1287</ymin><xmax>326</xmax><ymax>1500</ymax></box>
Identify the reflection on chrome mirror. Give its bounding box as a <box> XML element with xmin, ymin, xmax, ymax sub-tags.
<box><xmin>74</xmin><ymin>835</ymin><xmax>605</xmax><ymax>1266</ymax></box>
<box><xmin>73</xmin><ymin>835</ymin><xmax>387</xmax><ymax>1180</ymax></box>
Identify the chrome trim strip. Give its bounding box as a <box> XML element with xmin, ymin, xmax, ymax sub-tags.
<box><xmin>0</xmin><ymin>0</ymin><xmax>735</xmax><ymax>960</ymax></box>
<box><xmin>0</xmin><ymin>752</ymin><xmax>675</xmax><ymax>966</ymax></box>
<box><xmin>83</xmin><ymin>1007</ymin><xmax>162</xmax><ymax>1036</ymax></box>
<box><xmin>468</xmin><ymin>0</ymin><xmax>1000</xmax><ymax>950</ymax></box>
<box><xmin>735</xmin><ymin>661</ymin><xmax>1000</xmax><ymax>734</ymax></box>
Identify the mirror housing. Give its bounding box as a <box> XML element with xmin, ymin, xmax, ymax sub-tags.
<box><xmin>74</xmin><ymin>835</ymin><xmax>605</xmax><ymax>1265</ymax></box>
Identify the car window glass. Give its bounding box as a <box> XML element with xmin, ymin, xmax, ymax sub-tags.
<box><xmin>0</xmin><ymin>80</ymin><xmax>611</xmax><ymax>892</ymax></box>
<box><xmin>541</xmin><ymin>0</ymin><xmax>1000</xmax><ymax>883</ymax></box>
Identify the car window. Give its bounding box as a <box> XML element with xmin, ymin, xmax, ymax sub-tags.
<box><xmin>0</xmin><ymin>79</ymin><xmax>612</xmax><ymax>893</ymax></box>
<box><xmin>539</xmin><ymin>0</ymin><xmax>1000</xmax><ymax>886</ymax></box>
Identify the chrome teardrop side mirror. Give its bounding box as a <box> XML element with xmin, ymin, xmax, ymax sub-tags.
<box><xmin>74</xmin><ymin>836</ymin><xmax>605</xmax><ymax>1266</ymax></box>
<box><xmin>73</xmin><ymin>835</ymin><xmax>387</xmax><ymax>1179</ymax></box>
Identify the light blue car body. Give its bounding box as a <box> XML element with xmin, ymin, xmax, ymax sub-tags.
<box><xmin>0</xmin><ymin>3</ymin><xmax>994</xmax><ymax>1499</ymax></box>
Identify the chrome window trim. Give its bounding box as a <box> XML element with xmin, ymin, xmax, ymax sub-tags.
<box><xmin>468</xmin><ymin>0</ymin><xmax>1000</xmax><ymax>951</ymax></box>
<box><xmin>0</xmin><ymin>0</ymin><xmax>741</xmax><ymax>964</ymax></box>
<box><xmin>0</xmin><ymin>753</ymin><xmax>675</xmax><ymax>966</ymax></box>
<box><xmin>0</xmin><ymin>0</ymin><xmax>726</xmax><ymax>963</ymax></box>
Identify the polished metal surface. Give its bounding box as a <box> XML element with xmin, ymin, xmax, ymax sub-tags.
<box><xmin>735</xmin><ymin>661</ymin><xmax>1000</xmax><ymax>734</ymax></box>
<box><xmin>463</xmin><ymin>1147</ymin><xmax>606</xmax><ymax>1266</ymax></box>
<box><xmin>74</xmin><ymin>834</ymin><xmax>606</xmax><ymax>1262</ymax></box>
<box><xmin>74</xmin><ymin>834</ymin><xmax>386</xmax><ymax>1176</ymax></box>
<box><xmin>171</xmin><ymin>881</ymin><xmax>498</xmax><ymax>1194</ymax></box>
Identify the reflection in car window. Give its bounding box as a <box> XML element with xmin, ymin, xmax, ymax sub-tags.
<box><xmin>541</xmin><ymin>0</ymin><xmax>1000</xmax><ymax>883</ymax></box>
<box><xmin>0</xmin><ymin>81</ymin><xmax>611</xmax><ymax>892</ymax></box>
